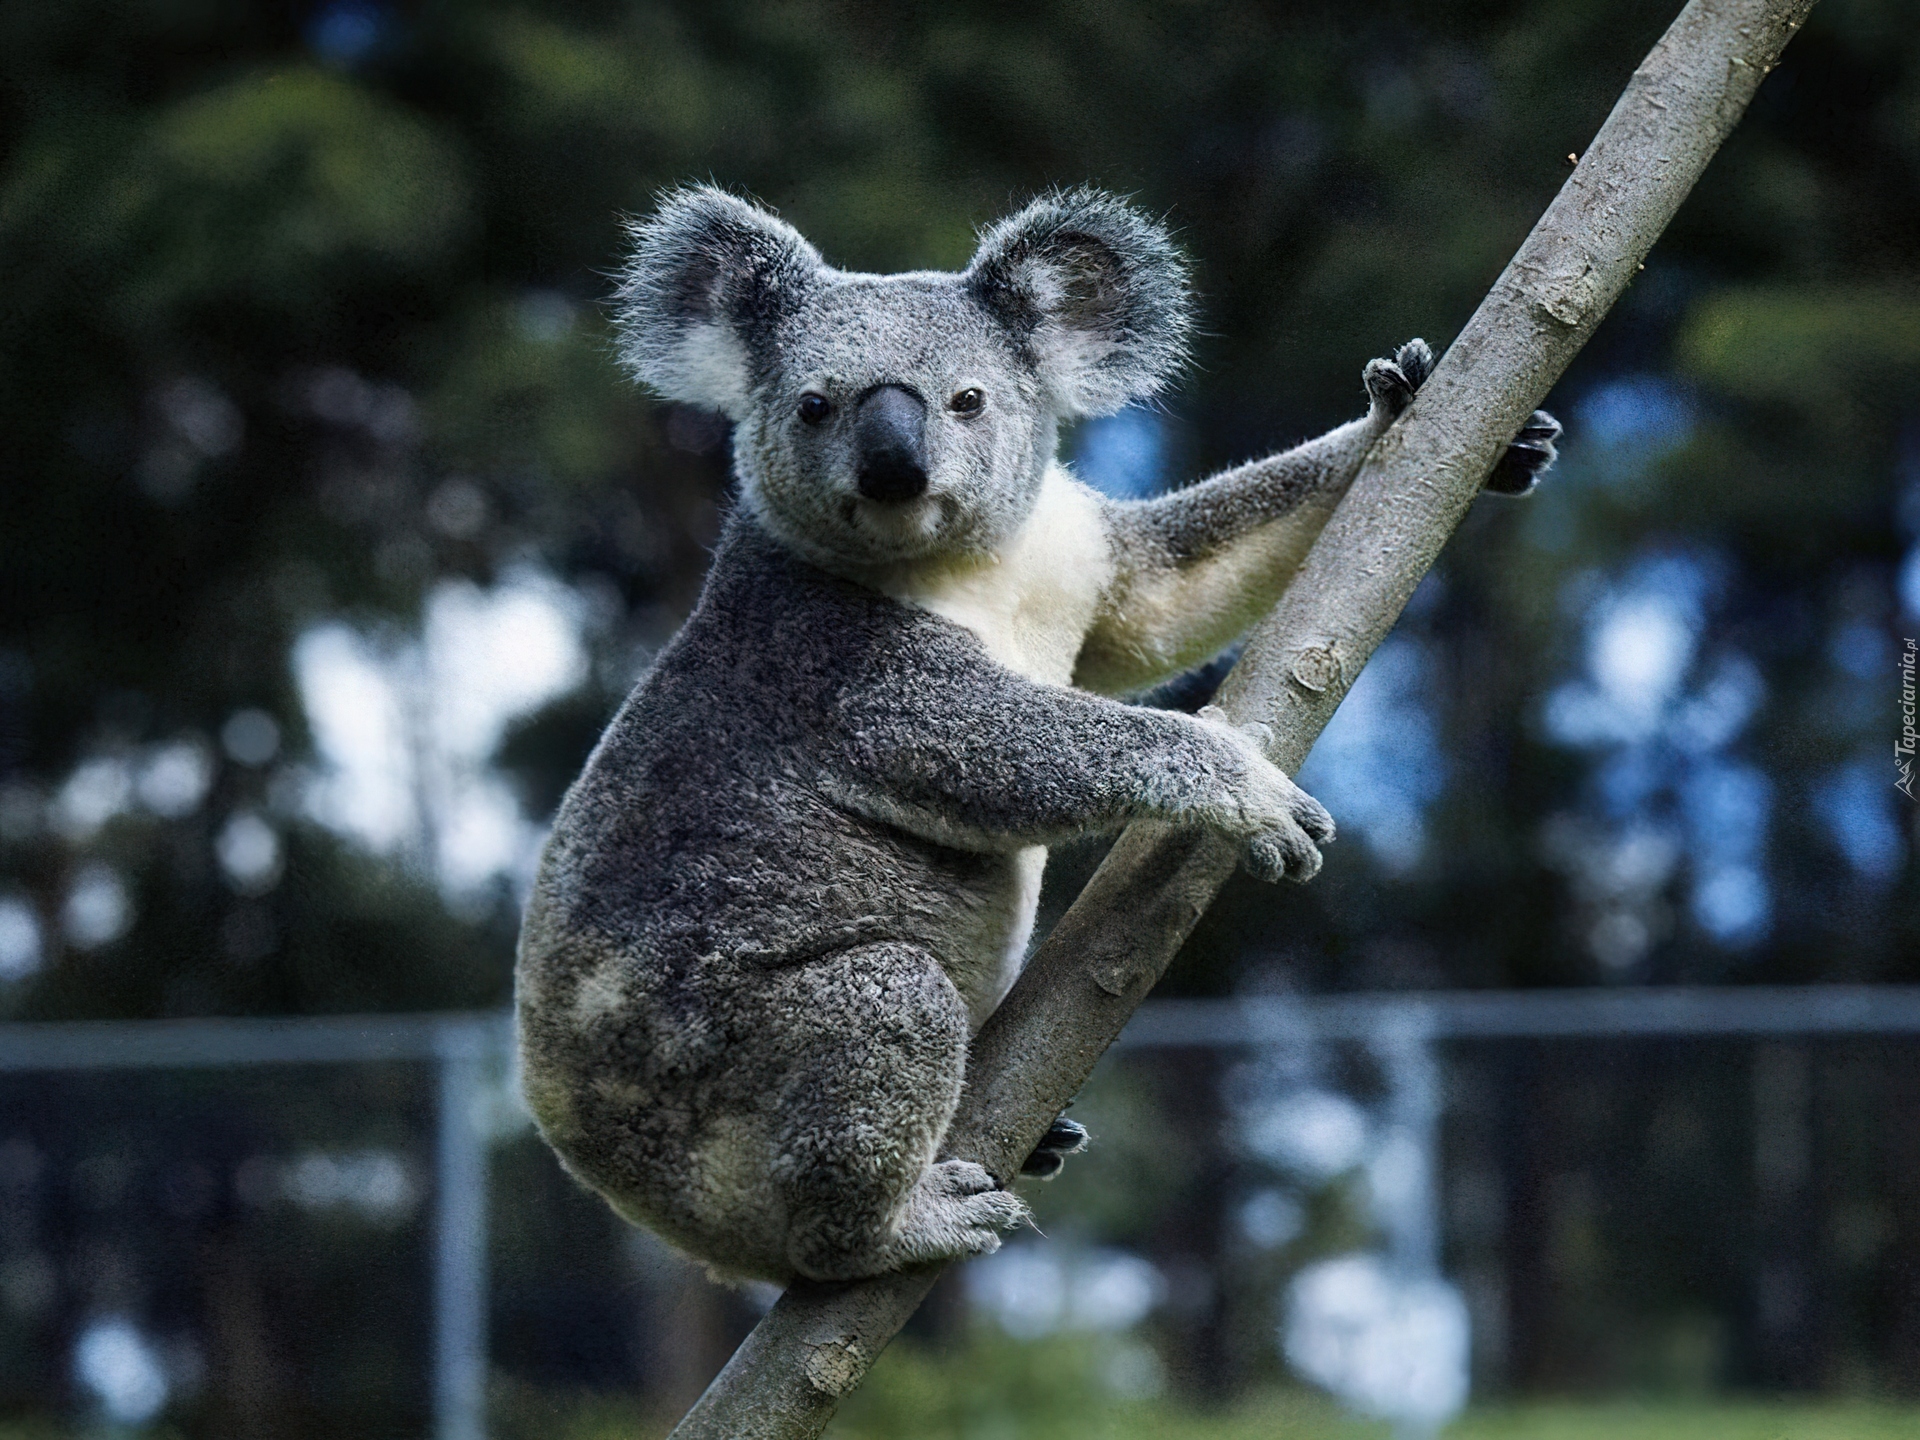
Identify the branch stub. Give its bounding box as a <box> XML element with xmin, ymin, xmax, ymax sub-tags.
<box><xmin>1288</xmin><ymin>643</ymin><xmax>1344</xmax><ymax>694</ymax></box>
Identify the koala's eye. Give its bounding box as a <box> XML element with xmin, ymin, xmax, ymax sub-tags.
<box><xmin>797</xmin><ymin>393</ymin><xmax>832</xmax><ymax>425</ymax></box>
<box><xmin>949</xmin><ymin>388</ymin><xmax>985</xmax><ymax>416</ymax></box>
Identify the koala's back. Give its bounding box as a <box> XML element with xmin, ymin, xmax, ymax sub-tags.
<box><xmin>515</xmin><ymin>517</ymin><xmax>1035</xmax><ymax>1275</ymax></box>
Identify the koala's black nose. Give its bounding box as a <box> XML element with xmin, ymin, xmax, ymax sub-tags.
<box><xmin>854</xmin><ymin>385</ymin><xmax>929</xmax><ymax>503</ymax></box>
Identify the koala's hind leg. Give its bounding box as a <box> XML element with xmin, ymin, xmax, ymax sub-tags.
<box><xmin>1020</xmin><ymin>1114</ymin><xmax>1089</xmax><ymax>1180</ymax></box>
<box><xmin>772</xmin><ymin>943</ymin><xmax>1028</xmax><ymax>1281</ymax></box>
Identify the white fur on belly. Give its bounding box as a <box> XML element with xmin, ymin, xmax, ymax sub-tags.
<box><xmin>944</xmin><ymin>845</ymin><xmax>1047</xmax><ymax>1031</ymax></box>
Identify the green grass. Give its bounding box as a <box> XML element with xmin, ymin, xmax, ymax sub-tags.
<box><xmin>13</xmin><ymin>1367</ymin><xmax>1919</xmax><ymax>1440</ymax></box>
<box><xmin>820</xmin><ymin>1332</ymin><xmax>1920</xmax><ymax>1440</ymax></box>
<box><xmin>835</xmin><ymin>1389</ymin><xmax>1920</xmax><ymax>1440</ymax></box>
<box><xmin>494</xmin><ymin>1386</ymin><xmax>1920</xmax><ymax>1440</ymax></box>
<box><xmin>1451</xmin><ymin>1402</ymin><xmax>1920</xmax><ymax>1440</ymax></box>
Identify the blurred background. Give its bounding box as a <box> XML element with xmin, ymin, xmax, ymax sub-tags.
<box><xmin>2</xmin><ymin>0</ymin><xmax>1919</xmax><ymax>1436</ymax></box>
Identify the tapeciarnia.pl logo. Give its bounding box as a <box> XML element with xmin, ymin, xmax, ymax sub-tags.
<box><xmin>1900</xmin><ymin>637</ymin><xmax>1917</xmax><ymax>800</ymax></box>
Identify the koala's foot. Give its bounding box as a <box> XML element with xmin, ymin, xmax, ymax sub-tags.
<box><xmin>888</xmin><ymin>1159</ymin><xmax>1030</xmax><ymax>1267</ymax></box>
<box><xmin>1485</xmin><ymin>410</ymin><xmax>1561</xmax><ymax>496</ymax></box>
<box><xmin>1020</xmin><ymin>1114</ymin><xmax>1090</xmax><ymax>1181</ymax></box>
<box><xmin>1196</xmin><ymin>706</ymin><xmax>1336</xmax><ymax>884</ymax></box>
<box><xmin>1363</xmin><ymin>338</ymin><xmax>1435</xmax><ymax>420</ymax></box>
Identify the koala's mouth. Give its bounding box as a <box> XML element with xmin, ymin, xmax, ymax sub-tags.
<box><xmin>842</xmin><ymin>491</ymin><xmax>955</xmax><ymax>556</ymax></box>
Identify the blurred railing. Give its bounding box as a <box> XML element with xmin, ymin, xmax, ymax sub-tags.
<box><xmin>1121</xmin><ymin>985</ymin><xmax>1920</xmax><ymax>1046</ymax></box>
<box><xmin>0</xmin><ymin>1011</ymin><xmax>507</xmax><ymax>1440</ymax></box>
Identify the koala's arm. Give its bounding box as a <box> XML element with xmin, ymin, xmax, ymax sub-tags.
<box><xmin>1077</xmin><ymin>341</ymin><xmax>1559</xmax><ymax>696</ymax></box>
<box><xmin>830</xmin><ymin>643</ymin><xmax>1331</xmax><ymax>881</ymax></box>
<box><xmin>1073</xmin><ymin>345</ymin><xmax>1429</xmax><ymax>696</ymax></box>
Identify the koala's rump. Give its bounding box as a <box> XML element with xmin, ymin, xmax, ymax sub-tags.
<box><xmin>515</xmin><ymin>924</ymin><xmax>797</xmax><ymax>1275</ymax></box>
<box><xmin>517</xmin><ymin>866</ymin><xmax>998</xmax><ymax>1278</ymax></box>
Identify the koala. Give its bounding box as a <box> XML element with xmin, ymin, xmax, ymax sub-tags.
<box><xmin>515</xmin><ymin>186</ymin><xmax>1557</xmax><ymax>1285</ymax></box>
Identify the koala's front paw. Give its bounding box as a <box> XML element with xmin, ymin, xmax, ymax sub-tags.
<box><xmin>1242</xmin><ymin>794</ymin><xmax>1337</xmax><ymax>883</ymax></box>
<box><xmin>897</xmin><ymin>1160</ymin><xmax>1030</xmax><ymax>1265</ymax></box>
<box><xmin>1363</xmin><ymin>338</ymin><xmax>1436</xmax><ymax>420</ymax></box>
<box><xmin>1484</xmin><ymin>409</ymin><xmax>1561</xmax><ymax>496</ymax></box>
<box><xmin>1195</xmin><ymin>706</ymin><xmax>1336</xmax><ymax>884</ymax></box>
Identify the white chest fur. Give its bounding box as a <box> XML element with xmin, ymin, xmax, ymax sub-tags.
<box><xmin>875</xmin><ymin>464</ymin><xmax>1114</xmax><ymax>686</ymax></box>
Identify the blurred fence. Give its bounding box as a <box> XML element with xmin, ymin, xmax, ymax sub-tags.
<box><xmin>0</xmin><ymin>1012</ymin><xmax>505</xmax><ymax>1440</ymax></box>
<box><xmin>4</xmin><ymin>987</ymin><xmax>1919</xmax><ymax>1436</ymax></box>
<box><xmin>1118</xmin><ymin>986</ymin><xmax>1920</xmax><ymax>1429</ymax></box>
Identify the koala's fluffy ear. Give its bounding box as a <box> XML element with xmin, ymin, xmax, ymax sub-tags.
<box><xmin>612</xmin><ymin>187</ymin><xmax>823</xmax><ymax>419</ymax></box>
<box><xmin>964</xmin><ymin>189</ymin><xmax>1191</xmax><ymax>419</ymax></box>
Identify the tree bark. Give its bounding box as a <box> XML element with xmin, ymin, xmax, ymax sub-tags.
<box><xmin>667</xmin><ymin>2</ymin><xmax>1817</xmax><ymax>1434</ymax></box>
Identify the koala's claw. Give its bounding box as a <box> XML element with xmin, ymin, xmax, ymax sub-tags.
<box><xmin>880</xmin><ymin>1159</ymin><xmax>1031</xmax><ymax>1269</ymax></box>
<box><xmin>1251</xmin><ymin>772</ymin><xmax>1334</xmax><ymax>883</ymax></box>
<box><xmin>1362</xmin><ymin>334</ymin><xmax>1556</xmax><ymax>494</ymax></box>
<box><xmin>1195</xmin><ymin>704</ymin><xmax>1335</xmax><ymax>883</ymax></box>
<box><xmin>1020</xmin><ymin>1115</ymin><xmax>1090</xmax><ymax>1181</ymax></box>
<box><xmin>927</xmin><ymin>1158</ymin><xmax>999</xmax><ymax>1195</ymax></box>
<box><xmin>1289</xmin><ymin>789</ymin><xmax>1336</xmax><ymax>846</ymax></box>
<box><xmin>1363</xmin><ymin>338</ymin><xmax>1435</xmax><ymax>419</ymax></box>
<box><xmin>1485</xmin><ymin>409</ymin><xmax>1561</xmax><ymax>496</ymax></box>
<box><xmin>1246</xmin><ymin>820</ymin><xmax>1325</xmax><ymax>884</ymax></box>
<box><xmin>912</xmin><ymin>1160</ymin><xmax>1029</xmax><ymax>1259</ymax></box>
<box><xmin>1393</xmin><ymin>337</ymin><xmax>1436</xmax><ymax>388</ymax></box>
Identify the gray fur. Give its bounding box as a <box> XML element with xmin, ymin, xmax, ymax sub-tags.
<box><xmin>520</xmin><ymin>191</ymin><xmax>1554</xmax><ymax>1284</ymax></box>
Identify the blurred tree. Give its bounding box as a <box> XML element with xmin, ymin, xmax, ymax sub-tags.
<box><xmin>1</xmin><ymin>0</ymin><xmax>1918</xmax><ymax>1409</ymax></box>
<box><xmin>3</xmin><ymin>0</ymin><xmax>1914</xmax><ymax>1023</ymax></box>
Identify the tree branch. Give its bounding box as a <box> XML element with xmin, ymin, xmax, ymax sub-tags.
<box><xmin>667</xmin><ymin>3</ymin><xmax>1816</xmax><ymax>1434</ymax></box>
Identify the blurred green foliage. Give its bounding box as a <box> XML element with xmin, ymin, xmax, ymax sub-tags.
<box><xmin>1678</xmin><ymin>286</ymin><xmax>1920</xmax><ymax>412</ymax></box>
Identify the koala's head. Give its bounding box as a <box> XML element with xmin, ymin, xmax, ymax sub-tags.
<box><xmin>612</xmin><ymin>186</ymin><xmax>1190</xmax><ymax>570</ymax></box>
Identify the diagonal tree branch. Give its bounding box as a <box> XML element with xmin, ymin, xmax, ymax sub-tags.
<box><xmin>667</xmin><ymin>3</ymin><xmax>1816</xmax><ymax>1434</ymax></box>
